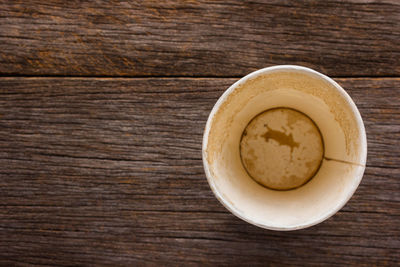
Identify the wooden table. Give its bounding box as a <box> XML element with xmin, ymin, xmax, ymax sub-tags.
<box><xmin>1</xmin><ymin>1</ymin><xmax>399</xmax><ymax>266</ymax></box>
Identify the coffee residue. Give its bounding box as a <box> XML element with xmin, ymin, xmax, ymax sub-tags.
<box><xmin>262</xmin><ymin>124</ymin><xmax>299</xmax><ymax>153</ymax></box>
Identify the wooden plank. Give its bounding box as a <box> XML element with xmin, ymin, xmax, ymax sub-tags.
<box><xmin>0</xmin><ymin>1</ymin><xmax>399</xmax><ymax>77</ymax></box>
<box><xmin>0</xmin><ymin>77</ymin><xmax>399</xmax><ymax>265</ymax></box>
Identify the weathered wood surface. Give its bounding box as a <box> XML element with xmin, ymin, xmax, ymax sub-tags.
<box><xmin>0</xmin><ymin>0</ymin><xmax>399</xmax><ymax>77</ymax></box>
<box><xmin>1</xmin><ymin>0</ymin><xmax>399</xmax><ymax>265</ymax></box>
<box><xmin>0</xmin><ymin>77</ymin><xmax>399</xmax><ymax>266</ymax></box>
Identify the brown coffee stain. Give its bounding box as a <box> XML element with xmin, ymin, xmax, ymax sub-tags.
<box><xmin>262</xmin><ymin>125</ymin><xmax>299</xmax><ymax>152</ymax></box>
<box><xmin>323</xmin><ymin>156</ymin><xmax>365</xmax><ymax>167</ymax></box>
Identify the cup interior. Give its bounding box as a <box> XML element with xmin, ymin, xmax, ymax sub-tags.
<box><xmin>203</xmin><ymin>66</ymin><xmax>367</xmax><ymax>230</ymax></box>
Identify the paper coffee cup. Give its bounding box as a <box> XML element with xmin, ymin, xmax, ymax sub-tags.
<box><xmin>202</xmin><ymin>65</ymin><xmax>367</xmax><ymax>230</ymax></box>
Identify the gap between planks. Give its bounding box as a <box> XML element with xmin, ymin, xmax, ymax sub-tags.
<box><xmin>1</xmin><ymin>75</ymin><xmax>400</xmax><ymax>79</ymax></box>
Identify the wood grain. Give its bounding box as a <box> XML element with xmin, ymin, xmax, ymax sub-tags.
<box><xmin>0</xmin><ymin>77</ymin><xmax>399</xmax><ymax>266</ymax></box>
<box><xmin>0</xmin><ymin>0</ymin><xmax>399</xmax><ymax>77</ymax></box>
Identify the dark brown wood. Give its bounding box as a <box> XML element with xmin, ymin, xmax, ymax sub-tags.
<box><xmin>0</xmin><ymin>0</ymin><xmax>399</xmax><ymax>77</ymax></box>
<box><xmin>0</xmin><ymin>77</ymin><xmax>399</xmax><ymax>266</ymax></box>
<box><xmin>1</xmin><ymin>0</ymin><xmax>399</xmax><ymax>265</ymax></box>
